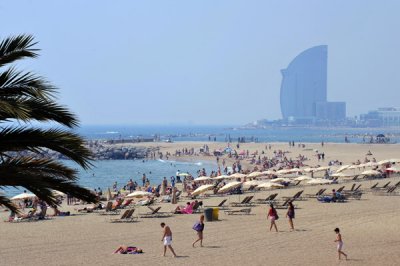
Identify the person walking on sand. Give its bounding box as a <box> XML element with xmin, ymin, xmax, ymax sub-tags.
<box><xmin>286</xmin><ymin>202</ymin><xmax>295</xmax><ymax>231</ymax></box>
<box><xmin>192</xmin><ymin>214</ymin><xmax>205</xmax><ymax>247</ymax></box>
<box><xmin>267</xmin><ymin>204</ymin><xmax>279</xmax><ymax>232</ymax></box>
<box><xmin>334</xmin><ymin>228</ymin><xmax>348</xmax><ymax>260</ymax></box>
<box><xmin>160</xmin><ymin>222</ymin><xmax>177</xmax><ymax>257</ymax></box>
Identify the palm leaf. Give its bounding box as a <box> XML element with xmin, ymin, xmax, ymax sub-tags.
<box><xmin>0</xmin><ymin>98</ymin><xmax>31</xmax><ymax>121</ymax></box>
<box><xmin>21</xmin><ymin>98</ymin><xmax>79</xmax><ymax>127</ymax></box>
<box><xmin>0</xmin><ymin>67</ymin><xmax>55</xmax><ymax>100</ymax></box>
<box><xmin>0</xmin><ymin>194</ymin><xmax>18</xmax><ymax>213</ymax></box>
<box><xmin>0</xmin><ymin>34</ymin><xmax>38</xmax><ymax>68</ymax></box>
<box><xmin>0</xmin><ymin>157</ymin><xmax>98</xmax><ymax>209</ymax></box>
<box><xmin>0</xmin><ymin>127</ymin><xmax>93</xmax><ymax>169</ymax></box>
<box><xmin>0</xmin><ymin>34</ymin><xmax>97</xmax><ymax>211</ymax></box>
<box><xmin>0</xmin><ymin>98</ymin><xmax>79</xmax><ymax>127</ymax></box>
<box><xmin>0</xmin><ymin>156</ymin><xmax>78</xmax><ymax>180</ymax></box>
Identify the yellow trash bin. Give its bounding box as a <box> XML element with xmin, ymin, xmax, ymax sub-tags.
<box><xmin>212</xmin><ymin>207</ymin><xmax>219</xmax><ymax>221</ymax></box>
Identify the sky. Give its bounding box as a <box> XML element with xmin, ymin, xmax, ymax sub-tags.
<box><xmin>1</xmin><ymin>0</ymin><xmax>400</xmax><ymax>125</ymax></box>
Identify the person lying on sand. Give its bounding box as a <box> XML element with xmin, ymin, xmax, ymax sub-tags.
<box><xmin>114</xmin><ymin>246</ymin><xmax>143</xmax><ymax>254</ymax></box>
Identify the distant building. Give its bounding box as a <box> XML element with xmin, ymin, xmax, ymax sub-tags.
<box><xmin>315</xmin><ymin>102</ymin><xmax>346</xmax><ymax>120</ymax></box>
<box><xmin>360</xmin><ymin>107</ymin><xmax>400</xmax><ymax>127</ymax></box>
<box><xmin>280</xmin><ymin>45</ymin><xmax>346</xmax><ymax>124</ymax></box>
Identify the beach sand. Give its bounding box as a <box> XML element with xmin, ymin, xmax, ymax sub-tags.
<box><xmin>1</xmin><ymin>142</ymin><xmax>400</xmax><ymax>266</ymax></box>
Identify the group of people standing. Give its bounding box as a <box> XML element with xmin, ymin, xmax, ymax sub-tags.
<box><xmin>159</xmin><ymin>205</ymin><xmax>347</xmax><ymax>261</ymax></box>
<box><xmin>267</xmin><ymin>202</ymin><xmax>295</xmax><ymax>232</ymax></box>
<box><xmin>159</xmin><ymin>214</ymin><xmax>205</xmax><ymax>257</ymax></box>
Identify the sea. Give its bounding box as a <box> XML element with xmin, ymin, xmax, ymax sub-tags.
<box><xmin>6</xmin><ymin>125</ymin><xmax>400</xmax><ymax>196</ymax></box>
<box><xmin>75</xmin><ymin>124</ymin><xmax>400</xmax><ymax>143</ymax></box>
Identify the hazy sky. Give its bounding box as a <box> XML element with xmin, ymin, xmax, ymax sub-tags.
<box><xmin>1</xmin><ymin>0</ymin><xmax>400</xmax><ymax>125</ymax></box>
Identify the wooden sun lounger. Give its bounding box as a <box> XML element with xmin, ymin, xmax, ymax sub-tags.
<box><xmin>369</xmin><ymin>182</ymin><xmax>379</xmax><ymax>190</ymax></box>
<box><xmin>231</xmin><ymin>196</ymin><xmax>254</xmax><ymax>207</ymax></box>
<box><xmin>140</xmin><ymin>206</ymin><xmax>172</xmax><ymax>218</ymax></box>
<box><xmin>282</xmin><ymin>190</ymin><xmax>304</xmax><ymax>201</ymax></box>
<box><xmin>305</xmin><ymin>189</ymin><xmax>326</xmax><ymax>198</ymax></box>
<box><xmin>99</xmin><ymin>201</ymin><xmax>121</xmax><ymax>215</ymax></box>
<box><xmin>274</xmin><ymin>198</ymin><xmax>292</xmax><ymax>209</ymax></box>
<box><xmin>336</xmin><ymin>186</ymin><xmax>345</xmax><ymax>193</ymax></box>
<box><xmin>372</xmin><ymin>186</ymin><xmax>399</xmax><ymax>196</ymax></box>
<box><xmin>224</xmin><ymin>208</ymin><xmax>252</xmax><ymax>215</ymax></box>
<box><xmin>230</xmin><ymin>196</ymin><xmax>250</xmax><ymax>206</ymax></box>
<box><xmin>256</xmin><ymin>193</ymin><xmax>278</xmax><ymax>204</ymax></box>
<box><xmin>110</xmin><ymin>209</ymin><xmax>137</xmax><ymax>223</ymax></box>
<box><xmin>204</xmin><ymin>199</ymin><xmax>228</xmax><ymax>209</ymax></box>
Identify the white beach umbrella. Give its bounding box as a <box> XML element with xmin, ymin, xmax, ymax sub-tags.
<box><xmin>315</xmin><ymin>166</ymin><xmax>330</xmax><ymax>172</ymax></box>
<box><xmin>276</xmin><ymin>169</ymin><xmax>291</xmax><ymax>175</ymax></box>
<box><xmin>287</xmin><ymin>168</ymin><xmax>301</xmax><ymax>173</ymax></box>
<box><xmin>348</xmin><ymin>165</ymin><xmax>361</xmax><ymax>170</ymax></box>
<box><xmin>213</xmin><ymin>175</ymin><xmax>229</xmax><ymax>180</ymax></box>
<box><xmin>361</xmin><ymin>170</ymin><xmax>381</xmax><ymax>176</ymax></box>
<box><xmin>243</xmin><ymin>180</ymin><xmax>261</xmax><ymax>186</ymax></box>
<box><xmin>270</xmin><ymin>177</ymin><xmax>291</xmax><ymax>183</ymax></box>
<box><xmin>193</xmin><ymin>176</ymin><xmax>211</xmax><ymax>182</ymax></box>
<box><xmin>294</xmin><ymin>175</ymin><xmax>313</xmax><ymax>181</ymax></box>
<box><xmin>11</xmin><ymin>193</ymin><xmax>36</xmax><ymax>201</ymax></box>
<box><xmin>247</xmin><ymin>171</ymin><xmax>263</xmax><ymax>178</ymax></box>
<box><xmin>302</xmin><ymin>167</ymin><xmax>315</xmax><ymax>173</ymax></box>
<box><xmin>218</xmin><ymin>181</ymin><xmax>242</xmax><ymax>193</ymax></box>
<box><xmin>262</xmin><ymin>170</ymin><xmax>276</xmax><ymax>175</ymax></box>
<box><xmin>178</xmin><ymin>172</ymin><xmax>191</xmax><ymax>177</ymax></box>
<box><xmin>331</xmin><ymin>172</ymin><xmax>353</xmax><ymax>178</ymax></box>
<box><xmin>364</xmin><ymin>162</ymin><xmax>378</xmax><ymax>167</ymax></box>
<box><xmin>191</xmin><ymin>184</ymin><xmax>215</xmax><ymax>196</ymax></box>
<box><xmin>336</xmin><ymin>165</ymin><xmax>350</xmax><ymax>173</ymax></box>
<box><xmin>126</xmin><ymin>191</ymin><xmax>153</xmax><ymax>198</ymax></box>
<box><xmin>378</xmin><ymin>159</ymin><xmax>391</xmax><ymax>165</ymax></box>
<box><xmin>307</xmin><ymin>178</ymin><xmax>333</xmax><ymax>185</ymax></box>
<box><xmin>229</xmin><ymin>173</ymin><xmax>247</xmax><ymax>179</ymax></box>
<box><xmin>257</xmin><ymin>182</ymin><xmax>284</xmax><ymax>189</ymax></box>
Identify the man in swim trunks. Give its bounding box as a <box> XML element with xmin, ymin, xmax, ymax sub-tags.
<box><xmin>161</xmin><ymin>222</ymin><xmax>177</xmax><ymax>257</ymax></box>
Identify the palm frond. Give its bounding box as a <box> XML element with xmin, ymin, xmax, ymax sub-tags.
<box><xmin>0</xmin><ymin>127</ymin><xmax>93</xmax><ymax>169</ymax></box>
<box><xmin>0</xmin><ymin>98</ymin><xmax>31</xmax><ymax>121</ymax></box>
<box><xmin>0</xmin><ymin>97</ymin><xmax>79</xmax><ymax>127</ymax></box>
<box><xmin>0</xmin><ymin>67</ymin><xmax>56</xmax><ymax>100</ymax></box>
<box><xmin>0</xmin><ymin>34</ymin><xmax>38</xmax><ymax>68</ymax></box>
<box><xmin>0</xmin><ymin>156</ymin><xmax>78</xmax><ymax>180</ymax></box>
<box><xmin>0</xmin><ymin>194</ymin><xmax>18</xmax><ymax>213</ymax></box>
<box><xmin>0</xmin><ymin>157</ymin><xmax>98</xmax><ymax>208</ymax></box>
<box><xmin>22</xmin><ymin>98</ymin><xmax>79</xmax><ymax>127</ymax></box>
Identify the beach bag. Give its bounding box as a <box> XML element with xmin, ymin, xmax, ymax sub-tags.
<box><xmin>192</xmin><ymin>222</ymin><xmax>202</xmax><ymax>231</ymax></box>
<box><xmin>274</xmin><ymin>210</ymin><xmax>279</xmax><ymax>220</ymax></box>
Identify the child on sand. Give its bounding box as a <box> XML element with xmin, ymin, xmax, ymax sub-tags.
<box><xmin>334</xmin><ymin>228</ymin><xmax>348</xmax><ymax>260</ymax></box>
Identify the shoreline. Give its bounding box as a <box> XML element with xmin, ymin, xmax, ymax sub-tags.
<box><xmin>2</xmin><ymin>142</ymin><xmax>400</xmax><ymax>265</ymax></box>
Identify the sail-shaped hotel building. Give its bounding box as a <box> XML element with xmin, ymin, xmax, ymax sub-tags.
<box><xmin>280</xmin><ymin>45</ymin><xmax>346</xmax><ymax>123</ymax></box>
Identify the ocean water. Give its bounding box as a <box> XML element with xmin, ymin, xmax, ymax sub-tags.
<box><xmin>76</xmin><ymin>125</ymin><xmax>400</xmax><ymax>143</ymax></box>
<box><xmin>5</xmin><ymin>125</ymin><xmax>400</xmax><ymax>197</ymax></box>
<box><xmin>5</xmin><ymin>159</ymin><xmax>217</xmax><ymax>196</ymax></box>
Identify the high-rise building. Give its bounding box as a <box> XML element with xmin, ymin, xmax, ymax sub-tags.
<box><xmin>280</xmin><ymin>45</ymin><xmax>345</xmax><ymax>123</ymax></box>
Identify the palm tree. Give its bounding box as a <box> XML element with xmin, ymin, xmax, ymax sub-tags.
<box><xmin>0</xmin><ymin>34</ymin><xmax>98</xmax><ymax>212</ymax></box>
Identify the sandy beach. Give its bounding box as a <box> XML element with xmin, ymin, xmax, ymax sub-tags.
<box><xmin>1</xmin><ymin>142</ymin><xmax>400</xmax><ymax>266</ymax></box>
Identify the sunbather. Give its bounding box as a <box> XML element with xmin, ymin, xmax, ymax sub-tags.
<box><xmin>113</xmin><ymin>246</ymin><xmax>143</xmax><ymax>254</ymax></box>
<box><xmin>77</xmin><ymin>203</ymin><xmax>103</xmax><ymax>213</ymax></box>
<box><xmin>51</xmin><ymin>206</ymin><xmax>70</xmax><ymax>216</ymax></box>
<box><xmin>174</xmin><ymin>202</ymin><xmax>194</xmax><ymax>214</ymax></box>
